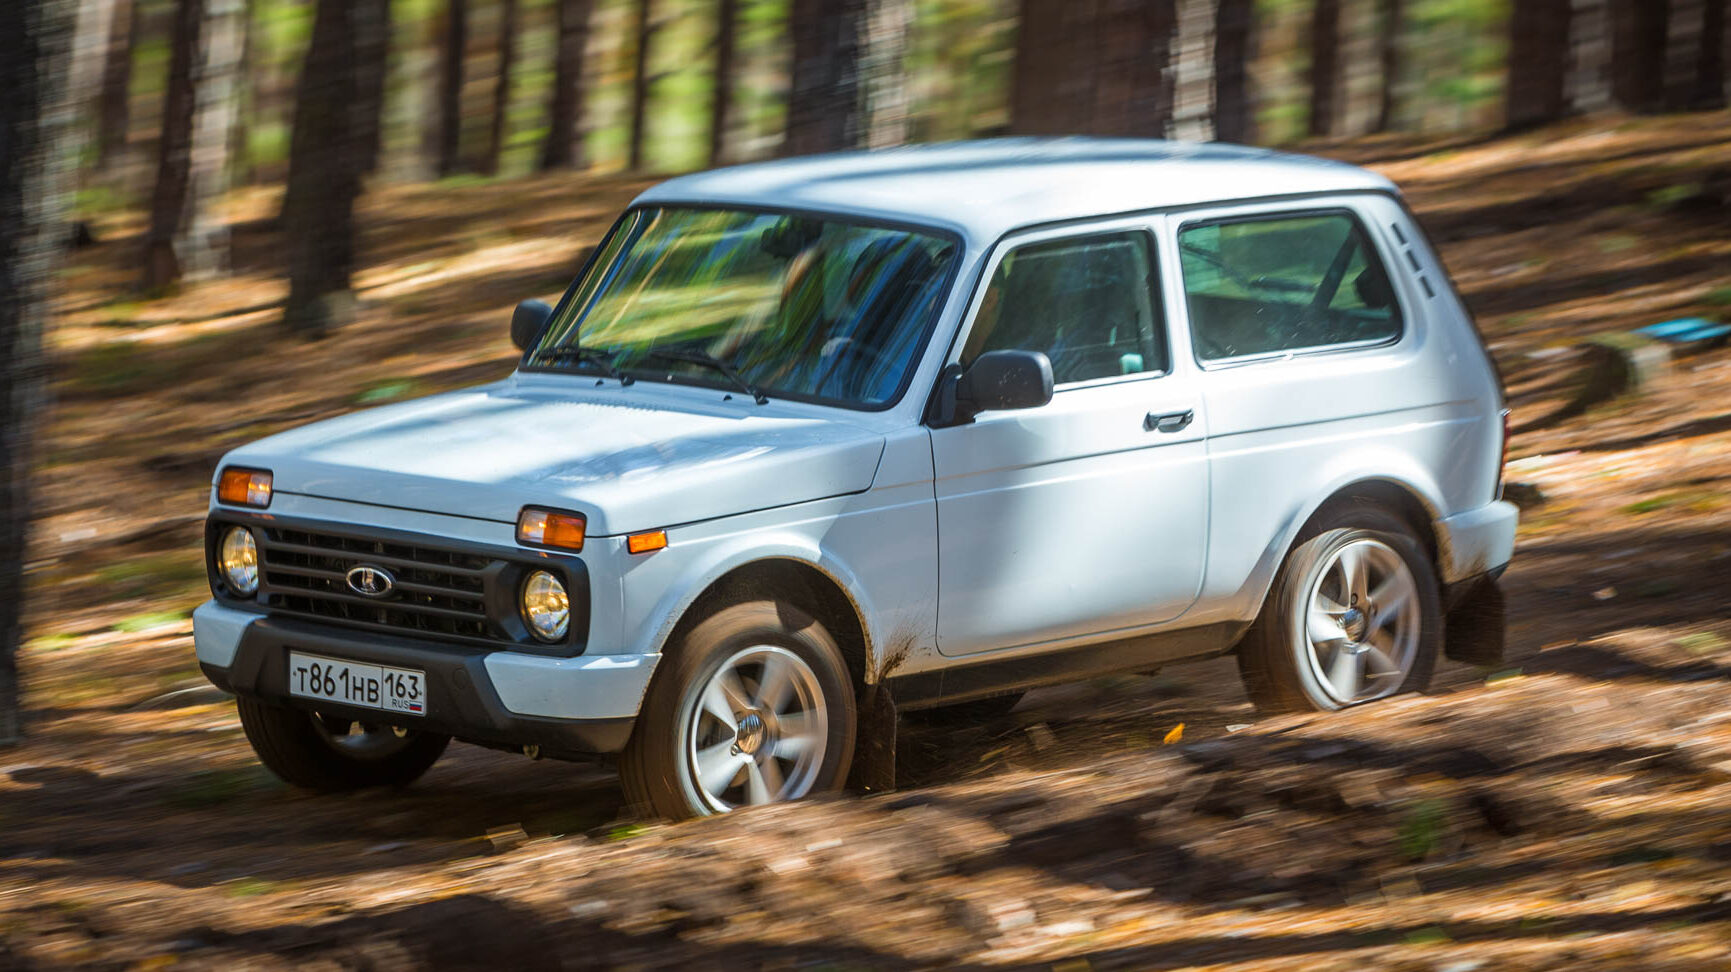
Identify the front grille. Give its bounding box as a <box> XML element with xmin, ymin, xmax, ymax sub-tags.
<box><xmin>256</xmin><ymin>526</ymin><xmax>496</xmax><ymax>643</ymax></box>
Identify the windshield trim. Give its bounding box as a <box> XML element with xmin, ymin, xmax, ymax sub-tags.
<box><xmin>517</xmin><ymin>202</ymin><xmax>966</xmax><ymax>413</ymax></box>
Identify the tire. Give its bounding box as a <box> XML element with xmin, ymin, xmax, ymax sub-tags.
<box><xmin>907</xmin><ymin>691</ymin><xmax>1025</xmax><ymax>725</ymax></box>
<box><xmin>620</xmin><ymin>599</ymin><xmax>857</xmax><ymax>820</ymax></box>
<box><xmin>1236</xmin><ymin>506</ymin><xmax>1442</xmax><ymax>715</ymax></box>
<box><xmin>237</xmin><ymin>697</ymin><xmax>450</xmax><ymax>792</ymax></box>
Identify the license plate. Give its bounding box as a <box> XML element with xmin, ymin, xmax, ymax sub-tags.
<box><xmin>286</xmin><ymin>651</ymin><xmax>429</xmax><ymax>716</ymax></box>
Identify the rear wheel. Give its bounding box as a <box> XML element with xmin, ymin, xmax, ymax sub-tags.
<box><xmin>237</xmin><ymin>697</ymin><xmax>450</xmax><ymax>791</ymax></box>
<box><xmin>620</xmin><ymin>599</ymin><xmax>856</xmax><ymax>819</ymax></box>
<box><xmin>1237</xmin><ymin>508</ymin><xmax>1441</xmax><ymax>714</ymax></box>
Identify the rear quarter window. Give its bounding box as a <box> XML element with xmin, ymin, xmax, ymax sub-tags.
<box><xmin>1178</xmin><ymin>210</ymin><xmax>1402</xmax><ymax>362</ymax></box>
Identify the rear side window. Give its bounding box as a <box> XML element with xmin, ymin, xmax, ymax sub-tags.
<box><xmin>962</xmin><ymin>231</ymin><xmax>1167</xmax><ymax>385</ymax></box>
<box><xmin>1178</xmin><ymin>211</ymin><xmax>1402</xmax><ymax>361</ymax></box>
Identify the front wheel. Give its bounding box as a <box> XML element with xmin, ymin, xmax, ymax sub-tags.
<box><xmin>620</xmin><ymin>599</ymin><xmax>857</xmax><ymax>819</ymax></box>
<box><xmin>1237</xmin><ymin>508</ymin><xmax>1442</xmax><ymax>714</ymax></box>
<box><xmin>237</xmin><ymin>698</ymin><xmax>450</xmax><ymax>791</ymax></box>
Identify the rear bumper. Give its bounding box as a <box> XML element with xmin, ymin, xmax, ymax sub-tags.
<box><xmin>1435</xmin><ymin>500</ymin><xmax>1518</xmax><ymax>585</ymax></box>
<box><xmin>193</xmin><ymin>600</ymin><xmax>656</xmax><ymax>755</ymax></box>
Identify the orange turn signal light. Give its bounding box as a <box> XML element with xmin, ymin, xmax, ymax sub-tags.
<box><xmin>626</xmin><ymin>530</ymin><xmax>667</xmax><ymax>555</ymax></box>
<box><xmin>217</xmin><ymin>467</ymin><xmax>273</xmax><ymax>508</ymax></box>
<box><xmin>517</xmin><ymin>508</ymin><xmax>586</xmax><ymax>551</ymax></box>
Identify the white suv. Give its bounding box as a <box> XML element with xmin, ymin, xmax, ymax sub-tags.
<box><xmin>194</xmin><ymin>140</ymin><xmax>1517</xmax><ymax>818</ymax></box>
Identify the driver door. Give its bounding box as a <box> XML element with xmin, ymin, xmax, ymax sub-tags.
<box><xmin>930</xmin><ymin>220</ymin><xmax>1209</xmax><ymax>657</ymax></box>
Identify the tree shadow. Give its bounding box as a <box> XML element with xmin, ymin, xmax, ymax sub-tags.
<box><xmin>148</xmin><ymin>893</ymin><xmax>980</xmax><ymax>970</ymax></box>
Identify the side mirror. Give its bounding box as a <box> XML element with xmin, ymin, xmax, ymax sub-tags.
<box><xmin>511</xmin><ymin>299</ymin><xmax>553</xmax><ymax>352</ymax></box>
<box><xmin>930</xmin><ymin>349</ymin><xmax>1054</xmax><ymax>426</ymax></box>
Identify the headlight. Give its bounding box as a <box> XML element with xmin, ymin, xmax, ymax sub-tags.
<box><xmin>521</xmin><ymin>570</ymin><xmax>569</xmax><ymax>642</ymax></box>
<box><xmin>219</xmin><ymin>527</ymin><xmax>259</xmax><ymax>596</ymax></box>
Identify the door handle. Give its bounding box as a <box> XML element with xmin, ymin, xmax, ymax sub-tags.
<box><xmin>1144</xmin><ymin>409</ymin><xmax>1194</xmax><ymax>433</ymax></box>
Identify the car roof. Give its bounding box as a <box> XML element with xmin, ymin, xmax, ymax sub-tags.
<box><xmin>634</xmin><ymin>138</ymin><xmax>1397</xmax><ymax>247</ymax></box>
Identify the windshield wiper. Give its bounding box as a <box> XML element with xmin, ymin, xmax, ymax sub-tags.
<box><xmin>640</xmin><ymin>347</ymin><xmax>767</xmax><ymax>404</ymax></box>
<box><xmin>536</xmin><ymin>345</ymin><xmax>633</xmax><ymax>385</ymax></box>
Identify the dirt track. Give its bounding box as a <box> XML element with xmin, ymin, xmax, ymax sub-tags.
<box><xmin>5</xmin><ymin>114</ymin><xmax>1731</xmax><ymax>968</ymax></box>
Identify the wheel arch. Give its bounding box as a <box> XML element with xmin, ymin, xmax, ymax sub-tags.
<box><xmin>1296</xmin><ymin>478</ymin><xmax>1441</xmax><ymax>565</ymax></box>
<box><xmin>1237</xmin><ymin>473</ymin><xmax>1446</xmax><ymax>624</ymax></box>
<box><xmin>655</xmin><ymin>555</ymin><xmax>873</xmax><ymax>689</ymax></box>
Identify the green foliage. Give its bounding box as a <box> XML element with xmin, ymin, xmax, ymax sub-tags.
<box><xmin>74</xmin><ymin>184</ymin><xmax>131</xmax><ymax>219</ymax></box>
<box><xmin>1403</xmin><ymin>926</ymin><xmax>1452</xmax><ymax>945</ymax></box>
<box><xmin>356</xmin><ymin>380</ymin><xmax>421</xmax><ymax>404</ymax></box>
<box><xmin>246</xmin><ymin>122</ymin><xmax>292</xmax><ymax>171</ymax></box>
<box><xmin>1608</xmin><ymin>845</ymin><xmax>1675</xmax><ymax>866</ymax></box>
<box><xmin>1647</xmin><ymin>184</ymin><xmax>1700</xmax><ymax>209</ymax></box>
<box><xmin>1622</xmin><ymin>489</ymin><xmax>1723</xmax><ymax>515</ymax></box>
<box><xmin>114</xmin><ymin>610</ymin><xmax>191</xmax><ymax>634</ymax></box>
<box><xmin>223</xmin><ymin>877</ymin><xmax>281</xmax><ymax>897</ymax></box>
<box><xmin>1399</xmin><ymin>799</ymin><xmax>1447</xmax><ymax>860</ymax></box>
<box><xmin>68</xmin><ymin>342</ymin><xmax>152</xmax><ymax>394</ymax></box>
<box><xmin>1675</xmin><ymin>632</ymin><xmax>1728</xmax><ymax>656</ymax></box>
<box><xmin>97</xmin><ymin>555</ymin><xmax>209</xmax><ymax>601</ymax></box>
<box><xmin>26</xmin><ymin>633</ymin><xmax>77</xmax><ymax>653</ymax></box>
<box><xmin>604</xmin><ymin>822</ymin><xmax>647</xmax><ymax>841</ymax></box>
<box><xmin>166</xmin><ymin>769</ymin><xmax>263</xmax><ymax>810</ymax></box>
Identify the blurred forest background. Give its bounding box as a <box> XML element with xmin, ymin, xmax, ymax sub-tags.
<box><xmin>47</xmin><ymin>0</ymin><xmax>1731</xmax><ymax>336</ymax></box>
<box><xmin>1</xmin><ymin>0</ymin><xmax>1729</xmax><ymax>734</ymax></box>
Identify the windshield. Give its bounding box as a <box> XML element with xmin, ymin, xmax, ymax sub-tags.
<box><xmin>526</xmin><ymin>207</ymin><xmax>959</xmax><ymax>408</ymax></box>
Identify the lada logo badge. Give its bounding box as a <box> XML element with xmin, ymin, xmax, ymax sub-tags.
<box><xmin>345</xmin><ymin>564</ymin><xmax>396</xmax><ymax>598</ymax></box>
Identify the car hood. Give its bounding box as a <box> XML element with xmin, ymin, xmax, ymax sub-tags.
<box><xmin>222</xmin><ymin>379</ymin><xmax>888</xmax><ymax>536</ymax></box>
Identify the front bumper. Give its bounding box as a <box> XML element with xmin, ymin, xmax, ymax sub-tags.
<box><xmin>194</xmin><ymin>600</ymin><xmax>657</xmax><ymax>756</ymax></box>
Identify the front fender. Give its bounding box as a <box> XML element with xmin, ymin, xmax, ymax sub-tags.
<box><xmin>628</xmin><ymin>531</ymin><xmax>879</xmax><ymax>662</ymax></box>
<box><xmin>608</xmin><ymin>490</ymin><xmax>940</xmax><ymax>682</ymax></box>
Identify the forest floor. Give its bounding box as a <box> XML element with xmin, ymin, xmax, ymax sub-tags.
<box><xmin>5</xmin><ymin>113</ymin><xmax>1731</xmax><ymax>970</ymax></box>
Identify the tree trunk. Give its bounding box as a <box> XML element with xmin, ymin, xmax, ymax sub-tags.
<box><xmin>539</xmin><ymin>0</ymin><xmax>593</xmax><ymax>170</ymax></box>
<box><xmin>142</xmin><ymin>0</ymin><xmax>200</xmax><ymax>288</ymax></box>
<box><xmin>437</xmin><ymin>0</ymin><xmax>468</xmax><ymax>177</ymax></box>
<box><xmin>1691</xmin><ymin>0</ymin><xmax>1726</xmax><ymax>108</ymax></box>
<box><xmin>1506</xmin><ymin>0</ymin><xmax>1574</xmax><ymax>129</ymax></box>
<box><xmin>95</xmin><ymin>0</ymin><xmax>138</xmax><ymax>171</ymax></box>
<box><xmin>184</xmin><ymin>0</ymin><xmax>241</xmax><ymax>273</ymax></box>
<box><xmin>228</xmin><ymin>0</ymin><xmax>253</xmax><ymax>184</ymax></box>
<box><xmin>484</xmin><ymin>0</ymin><xmax>518</xmax><ymax>174</ymax></box>
<box><xmin>708</xmin><ymin>0</ymin><xmax>738</xmax><ymax>166</ymax></box>
<box><xmin>354</xmin><ymin>0</ymin><xmax>392</xmax><ymax>174</ymax></box>
<box><xmin>1010</xmin><ymin>0</ymin><xmax>1177</xmax><ymax>137</ymax></box>
<box><xmin>281</xmin><ymin>0</ymin><xmax>377</xmax><ymax>336</ymax></box>
<box><xmin>863</xmin><ymin>0</ymin><xmax>912</xmax><ymax>148</ymax></box>
<box><xmin>1610</xmin><ymin>0</ymin><xmax>1670</xmax><ymax>113</ymax></box>
<box><xmin>1214</xmin><ymin>0</ymin><xmax>1256</xmax><ymax>143</ymax></box>
<box><xmin>1373</xmin><ymin>0</ymin><xmax>1403</xmax><ymax>132</ymax></box>
<box><xmin>0</xmin><ymin>0</ymin><xmax>74</xmax><ymax>748</ymax></box>
<box><xmin>784</xmin><ymin>0</ymin><xmax>868</xmax><ymax>155</ymax></box>
<box><xmin>628</xmin><ymin>0</ymin><xmax>654</xmax><ymax>171</ymax></box>
<box><xmin>1308</xmin><ymin>0</ymin><xmax>1341</xmax><ymax>137</ymax></box>
<box><xmin>142</xmin><ymin>0</ymin><xmax>239</xmax><ymax>290</ymax></box>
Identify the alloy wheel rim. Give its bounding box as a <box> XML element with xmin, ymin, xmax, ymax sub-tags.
<box><xmin>683</xmin><ymin>645</ymin><xmax>828</xmax><ymax>814</ymax></box>
<box><xmin>1301</xmin><ymin>538</ymin><xmax>1420</xmax><ymax>706</ymax></box>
